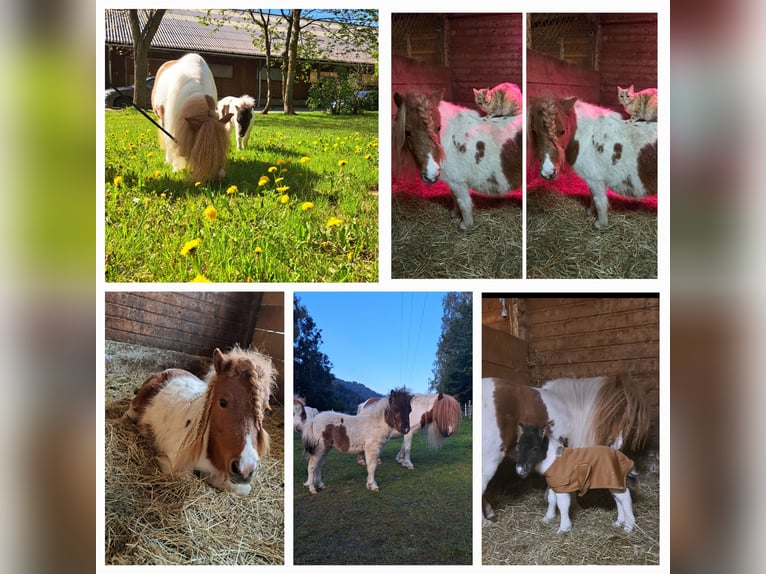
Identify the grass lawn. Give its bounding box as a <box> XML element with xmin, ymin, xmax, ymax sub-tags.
<box><xmin>104</xmin><ymin>109</ymin><xmax>378</xmax><ymax>282</ymax></box>
<box><xmin>293</xmin><ymin>417</ymin><xmax>473</xmax><ymax>565</ymax></box>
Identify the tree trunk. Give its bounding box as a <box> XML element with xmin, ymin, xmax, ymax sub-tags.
<box><xmin>283</xmin><ymin>9</ymin><xmax>301</xmax><ymax>115</ymax></box>
<box><xmin>128</xmin><ymin>9</ymin><xmax>166</xmax><ymax>110</ymax></box>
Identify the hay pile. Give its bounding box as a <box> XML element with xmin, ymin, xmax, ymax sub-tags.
<box><xmin>483</xmin><ymin>452</ymin><xmax>660</xmax><ymax>565</ymax></box>
<box><xmin>391</xmin><ymin>179</ymin><xmax>523</xmax><ymax>278</ymax></box>
<box><xmin>104</xmin><ymin>342</ymin><xmax>284</xmax><ymax>565</ymax></box>
<box><xmin>526</xmin><ymin>180</ymin><xmax>657</xmax><ymax>279</ymax></box>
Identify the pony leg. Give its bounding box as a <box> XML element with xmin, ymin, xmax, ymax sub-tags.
<box><xmin>396</xmin><ymin>434</ymin><xmax>414</xmax><ymax>469</ymax></box>
<box><xmin>555</xmin><ymin>492</ymin><xmax>573</xmax><ymax>533</ymax></box>
<box><xmin>542</xmin><ymin>487</ymin><xmax>558</xmax><ymax>524</ymax></box>
<box><xmin>482</xmin><ymin>495</ymin><xmax>496</xmax><ymax>525</ymax></box>
<box><xmin>449</xmin><ymin>183</ymin><xmax>475</xmax><ymax>230</ymax></box>
<box><xmin>587</xmin><ymin>181</ymin><xmax>610</xmax><ymax>229</ymax></box>
<box><xmin>364</xmin><ymin>447</ymin><xmax>382</xmax><ymax>491</ymax></box>
<box><xmin>306</xmin><ymin>451</ymin><xmax>328</xmax><ymax>494</ymax></box>
<box><xmin>612</xmin><ymin>489</ymin><xmax>636</xmax><ymax>532</ymax></box>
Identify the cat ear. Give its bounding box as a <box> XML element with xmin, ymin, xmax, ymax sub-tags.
<box><xmin>473</xmin><ymin>88</ymin><xmax>480</xmax><ymax>96</ymax></box>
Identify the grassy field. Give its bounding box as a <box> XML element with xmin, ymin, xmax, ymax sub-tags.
<box><xmin>104</xmin><ymin>109</ymin><xmax>378</xmax><ymax>282</ymax></box>
<box><xmin>293</xmin><ymin>417</ymin><xmax>473</xmax><ymax>565</ymax></box>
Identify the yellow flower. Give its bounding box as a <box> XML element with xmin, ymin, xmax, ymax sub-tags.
<box><xmin>180</xmin><ymin>238</ymin><xmax>201</xmax><ymax>256</ymax></box>
<box><xmin>300</xmin><ymin>156</ymin><xmax>311</xmax><ymax>164</ymax></box>
<box><xmin>194</xmin><ymin>181</ymin><xmax>202</xmax><ymax>187</ymax></box>
<box><xmin>365</xmin><ymin>153</ymin><xmax>372</xmax><ymax>160</ymax></box>
<box><xmin>258</xmin><ymin>176</ymin><xmax>270</xmax><ymax>187</ymax></box>
<box><xmin>276</xmin><ymin>185</ymin><xmax>290</xmax><ymax>193</ymax></box>
<box><xmin>268</xmin><ymin>166</ymin><xmax>278</xmax><ymax>173</ymax></box>
<box><xmin>113</xmin><ymin>175</ymin><xmax>123</xmax><ymax>186</ymax></box>
<box><xmin>326</xmin><ymin>217</ymin><xmax>343</xmax><ymax>227</ymax></box>
<box><xmin>203</xmin><ymin>205</ymin><xmax>217</xmax><ymax>220</ymax></box>
<box><xmin>280</xmin><ymin>194</ymin><xmax>289</xmax><ymax>204</ymax></box>
<box><xmin>189</xmin><ymin>274</ymin><xmax>211</xmax><ymax>282</ymax></box>
<box><xmin>153</xmin><ymin>169</ymin><xmax>162</xmax><ymax>178</ymax></box>
<box><xmin>160</xmin><ymin>193</ymin><xmax>166</xmax><ymax>199</ymax></box>
<box><xmin>337</xmin><ymin>159</ymin><xmax>348</xmax><ymax>167</ymax></box>
<box><xmin>254</xmin><ymin>246</ymin><xmax>263</xmax><ymax>255</ymax></box>
<box><xmin>225</xmin><ymin>185</ymin><xmax>238</xmax><ymax>195</ymax></box>
<box><xmin>300</xmin><ymin>202</ymin><xmax>314</xmax><ymax>211</ymax></box>
<box><xmin>276</xmin><ymin>159</ymin><xmax>286</xmax><ymax>165</ymax></box>
<box><xmin>274</xmin><ymin>177</ymin><xmax>284</xmax><ymax>184</ymax></box>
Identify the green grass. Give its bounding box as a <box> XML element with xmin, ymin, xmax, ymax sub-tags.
<box><xmin>293</xmin><ymin>417</ymin><xmax>473</xmax><ymax>565</ymax></box>
<box><xmin>104</xmin><ymin>109</ymin><xmax>379</xmax><ymax>282</ymax></box>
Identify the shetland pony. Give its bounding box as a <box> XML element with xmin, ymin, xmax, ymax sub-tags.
<box><xmin>151</xmin><ymin>53</ymin><xmax>233</xmax><ymax>182</ymax></box>
<box><xmin>217</xmin><ymin>95</ymin><xmax>256</xmax><ymax>150</ymax></box>
<box><xmin>293</xmin><ymin>396</ymin><xmax>319</xmax><ymax>432</ymax></box>
<box><xmin>302</xmin><ymin>388</ymin><xmax>413</xmax><ymax>493</ymax></box>
<box><xmin>482</xmin><ymin>375</ymin><xmax>648</xmax><ymax>523</ymax></box>
<box><xmin>393</xmin><ymin>90</ymin><xmax>523</xmax><ymax>230</ymax></box>
<box><xmin>516</xmin><ymin>423</ymin><xmax>637</xmax><ymax>533</ymax></box>
<box><xmin>125</xmin><ymin>347</ymin><xmax>276</xmax><ymax>495</ymax></box>
<box><xmin>528</xmin><ymin>95</ymin><xmax>657</xmax><ymax>228</ymax></box>
<box><xmin>357</xmin><ymin>392</ymin><xmax>461</xmax><ymax>469</ymax></box>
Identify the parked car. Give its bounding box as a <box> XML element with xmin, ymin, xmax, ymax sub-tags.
<box><xmin>105</xmin><ymin>77</ymin><xmax>155</xmax><ymax>109</ymax></box>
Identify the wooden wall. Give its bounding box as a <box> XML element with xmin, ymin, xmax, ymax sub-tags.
<box><xmin>105</xmin><ymin>291</ymin><xmax>285</xmax><ymax>397</ymax></box>
<box><xmin>445</xmin><ymin>13</ymin><xmax>523</xmax><ymax>109</ymax></box>
<box><xmin>392</xmin><ymin>54</ymin><xmax>453</xmax><ymax>113</ymax></box>
<box><xmin>598</xmin><ymin>13</ymin><xmax>657</xmax><ymax>111</ymax></box>
<box><xmin>527</xmin><ymin>49</ymin><xmax>600</xmax><ymax>102</ymax></box>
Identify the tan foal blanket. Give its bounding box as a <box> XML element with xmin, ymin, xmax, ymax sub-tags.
<box><xmin>544</xmin><ymin>446</ymin><xmax>634</xmax><ymax>496</ymax></box>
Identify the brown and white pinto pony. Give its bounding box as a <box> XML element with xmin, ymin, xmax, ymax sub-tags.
<box><xmin>393</xmin><ymin>90</ymin><xmax>523</xmax><ymax>230</ymax></box>
<box><xmin>302</xmin><ymin>388</ymin><xmax>413</xmax><ymax>493</ymax></box>
<box><xmin>125</xmin><ymin>347</ymin><xmax>276</xmax><ymax>495</ymax></box>
<box><xmin>292</xmin><ymin>396</ymin><xmax>319</xmax><ymax>432</ymax></box>
<box><xmin>151</xmin><ymin>53</ymin><xmax>233</xmax><ymax>182</ymax></box>
<box><xmin>357</xmin><ymin>392</ymin><xmax>462</xmax><ymax>469</ymax></box>
<box><xmin>482</xmin><ymin>375</ymin><xmax>648</xmax><ymax>524</ymax></box>
<box><xmin>528</xmin><ymin>95</ymin><xmax>657</xmax><ymax>228</ymax></box>
<box><xmin>217</xmin><ymin>95</ymin><xmax>256</xmax><ymax>150</ymax></box>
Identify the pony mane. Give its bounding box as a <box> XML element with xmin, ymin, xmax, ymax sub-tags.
<box><xmin>175</xmin><ymin>95</ymin><xmax>231</xmax><ymax>182</ymax></box>
<box><xmin>540</xmin><ymin>377</ymin><xmax>604</xmax><ymax>448</ymax></box>
<box><xmin>422</xmin><ymin>392</ymin><xmax>462</xmax><ymax>448</ymax></box>
<box><xmin>528</xmin><ymin>95</ymin><xmax>569</xmax><ymax>161</ymax></box>
<box><xmin>294</xmin><ymin>396</ymin><xmax>306</xmax><ymax>407</ymax></box>
<box><xmin>592</xmin><ymin>375</ymin><xmax>650</xmax><ymax>451</ymax></box>
<box><xmin>174</xmin><ymin>346</ymin><xmax>276</xmax><ymax>470</ymax></box>
<box><xmin>392</xmin><ymin>92</ymin><xmax>443</xmax><ymax>178</ymax></box>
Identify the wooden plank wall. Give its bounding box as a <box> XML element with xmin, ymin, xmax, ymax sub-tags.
<box><xmin>250</xmin><ymin>291</ymin><xmax>285</xmax><ymax>399</ymax></box>
<box><xmin>392</xmin><ymin>54</ymin><xmax>453</xmax><ymax>115</ymax></box>
<box><xmin>598</xmin><ymin>13</ymin><xmax>657</xmax><ymax>111</ymax></box>
<box><xmin>445</xmin><ymin>13</ymin><xmax>523</xmax><ymax>109</ymax></box>
<box><xmin>481</xmin><ymin>297</ymin><xmax>529</xmax><ymax>380</ymax></box>
<box><xmin>527</xmin><ymin>49</ymin><xmax>600</xmax><ymax>102</ymax></box>
<box><xmin>525</xmin><ymin>297</ymin><xmax>659</xmax><ymax>421</ymax></box>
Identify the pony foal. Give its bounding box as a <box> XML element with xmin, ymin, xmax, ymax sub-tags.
<box><xmin>217</xmin><ymin>94</ymin><xmax>256</xmax><ymax>150</ymax></box>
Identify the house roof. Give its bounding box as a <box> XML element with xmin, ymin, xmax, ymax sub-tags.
<box><xmin>105</xmin><ymin>9</ymin><xmax>375</xmax><ymax>65</ymax></box>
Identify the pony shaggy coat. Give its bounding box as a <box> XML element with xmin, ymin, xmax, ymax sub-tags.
<box><xmin>302</xmin><ymin>388</ymin><xmax>413</xmax><ymax>493</ymax></box>
<box><xmin>217</xmin><ymin>95</ymin><xmax>256</xmax><ymax>150</ymax></box>
<box><xmin>125</xmin><ymin>347</ymin><xmax>276</xmax><ymax>495</ymax></box>
<box><xmin>151</xmin><ymin>53</ymin><xmax>233</xmax><ymax>182</ymax></box>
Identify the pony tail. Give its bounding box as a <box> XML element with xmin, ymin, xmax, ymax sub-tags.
<box><xmin>594</xmin><ymin>376</ymin><xmax>650</xmax><ymax>451</ymax></box>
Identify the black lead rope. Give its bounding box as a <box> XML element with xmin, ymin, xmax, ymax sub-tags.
<box><xmin>109</xmin><ymin>84</ymin><xmax>176</xmax><ymax>142</ymax></box>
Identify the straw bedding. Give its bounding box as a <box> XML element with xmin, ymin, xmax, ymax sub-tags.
<box><xmin>104</xmin><ymin>341</ymin><xmax>284</xmax><ymax>565</ymax></box>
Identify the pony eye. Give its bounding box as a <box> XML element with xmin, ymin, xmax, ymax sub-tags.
<box><xmin>219</xmin><ymin>398</ymin><xmax>228</xmax><ymax>408</ymax></box>
<box><xmin>558</xmin><ymin>129</ymin><xmax>565</xmax><ymax>136</ymax></box>
<box><xmin>405</xmin><ymin>130</ymin><xmax>411</xmax><ymax>137</ymax></box>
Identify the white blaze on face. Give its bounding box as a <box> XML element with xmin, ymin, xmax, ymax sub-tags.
<box><xmin>237</xmin><ymin>432</ymin><xmax>259</xmax><ymax>480</ymax></box>
<box><xmin>423</xmin><ymin>152</ymin><xmax>440</xmax><ymax>182</ymax></box>
<box><xmin>540</xmin><ymin>153</ymin><xmax>556</xmax><ymax>179</ymax></box>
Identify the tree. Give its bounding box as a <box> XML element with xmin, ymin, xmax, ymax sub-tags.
<box><xmin>429</xmin><ymin>293</ymin><xmax>473</xmax><ymax>403</ymax></box>
<box><xmin>281</xmin><ymin>9</ymin><xmax>302</xmax><ymax>115</ymax></box>
<box><xmin>293</xmin><ymin>297</ymin><xmax>337</xmax><ymax>411</ymax></box>
<box><xmin>128</xmin><ymin>9</ymin><xmax>166</xmax><ymax>109</ymax></box>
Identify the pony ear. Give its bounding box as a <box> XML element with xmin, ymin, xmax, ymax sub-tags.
<box><xmin>560</xmin><ymin>97</ymin><xmax>577</xmax><ymax>112</ymax></box>
<box><xmin>212</xmin><ymin>348</ymin><xmax>225</xmax><ymax>373</ymax></box>
<box><xmin>430</xmin><ymin>89</ymin><xmax>444</xmax><ymax>105</ymax></box>
<box><xmin>393</xmin><ymin>92</ymin><xmax>403</xmax><ymax>108</ymax></box>
<box><xmin>219</xmin><ymin>112</ymin><xmax>234</xmax><ymax>124</ymax></box>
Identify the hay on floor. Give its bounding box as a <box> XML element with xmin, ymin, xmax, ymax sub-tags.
<box><xmin>391</xmin><ymin>180</ymin><xmax>523</xmax><ymax>278</ymax></box>
<box><xmin>104</xmin><ymin>342</ymin><xmax>284</xmax><ymax>565</ymax></box>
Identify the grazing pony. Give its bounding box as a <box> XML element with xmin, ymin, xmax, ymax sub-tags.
<box><xmin>516</xmin><ymin>423</ymin><xmax>637</xmax><ymax>533</ymax></box>
<box><xmin>393</xmin><ymin>90</ymin><xmax>523</xmax><ymax>230</ymax></box>
<box><xmin>124</xmin><ymin>347</ymin><xmax>276</xmax><ymax>495</ymax></box>
<box><xmin>482</xmin><ymin>375</ymin><xmax>648</xmax><ymax>524</ymax></box>
<box><xmin>528</xmin><ymin>95</ymin><xmax>657</xmax><ymax>228</ymax></box>
<box><xmin>302</xmin><ymin>388</ymin><xmax>413</xmax><ymax>493</ymax></box>
<box><xmin>293</xmin><ymin>396</ymin><xmax>319</xmax><ymax>432</ymax></box>
<box><xmin>217</xmin><ymin>95</ymin><xmax>256</xmax><ymax>150</ymax></box>
<box><xmin>151</xmin><ymin>53</ymin><xmax>233</xmax><ymax>182</ymax></box>
<box><xmin>357</xmin><ymin>392</ymin><xmax>462</xmax><ymax>469</ymax></box>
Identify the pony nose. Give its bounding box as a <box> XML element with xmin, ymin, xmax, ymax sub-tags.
<box><xmin>401</xmin><ymin>423</ymin><xmax>410</xmax><ymax>434</ymax></box>
<box><xmin>515</xmin><ymin>464</ymin><xmax>530</xmax><ymax>478</ymax></box>
<box><xmin>231</xmin><ymin>459</ymin><xmax>255</xmax><ymax>483</ymax></box>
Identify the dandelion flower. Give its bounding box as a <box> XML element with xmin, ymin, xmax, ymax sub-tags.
<box><xmin>268</xmin><ymin>166</ymin><xmax>278</xmax><ymax>173</ymax></box>
<box><xmin>194</xmin><ymin>181</ymin><xmax>202</xmax><ymax>187</ymax></box>
<box><xmin>203</xmin><ymin>205</ymin><xmax>217</xmax><ymax>220</ymax></box>
<box><xmin>189</xmin><ymin>274</ymin><xmax>211</xmax><ymax>282</ymax></box>
<box><xmin>160</xmin><ymin>193</ymin><xmax>166</xmax><ymax>199</ymax></box>
<box><xmin>274</xmin><ymin>177</ymin><xmax>284</xmax><ymax>184</ymax></box>
<box><xmin>113</xmin><ymin>175</ymin><xmax>123</xmax><ymax>186</ymax></box>
<box><xmin>280</xmin><ymin>194</ymin><xmax>289</xmax><ymax>204</ymax></box>
<box><xmin>365</xmin><ymin>153</ymin><xmax>372</xmax><ymax>160</ymax></box>
<box><xmin>300</xmin><ymin>156</ymin><xmax>311</xmax><ymax>164</ymax></box>
<box><xmin>258</xmin><ymin>176</ymin><xmax>270</xmax><ymax>187</ymax></box>
<box><xmin>276</xmin><ymin>185</ymin><xmax>290</xmax><ymax>193</ymax></box>
<box><xmin>225</xmin><ymin>185</ymin><xmax>238</xmax><ymax>195</ymax></box>
<box><xmin>337</xmin><ymin>159</ymin><xmax>348</xmax><ymax>167</ymax></box>
<box><xmin>276</xmin><ymin>159</ymin><xmax>286</xmax><ymax>166</ymax></box>
<box><xmin>153</xmin><ymin>169</ymin><xmax>162</xmax><ymax>178</ymax></box>
<box><xmin>326</xmin><ymin>216</ymin><xmax>343</xmax><ymax>227</ymax></box>
<box><xmin>180</xmin><ymin>238</ymin><xmax>202</xmax><ymax>256</ymax></box>
<box><xmin>300</xmin><ymin>202</ymin><xmax>314</xmax><ymax>211</ymax></box>
<box><xmin>254</xmin><ymin>246</ymin><xmax>263</xmax><ymax>255</ymax></box>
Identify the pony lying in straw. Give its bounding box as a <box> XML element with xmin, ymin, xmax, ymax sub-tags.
<box><xmin>302</xmin><ymin>388</ymin><xmax>413</xmax><ymax>493</ymax></box>
<box><xmin>357</xmin><ymin>392</ymin><xmax>461</xmax><ymax>469</ymax></box>
<box><xmin>528</xmin><ymin>95</ymin><xmax>657</xmax><ymax>228</ymax></box>
<box><xmin>151</xmin><ymin>53</ymin><xmax>233</xmax><ymax>182</ymax></box>
<box><xmin>217</xmin><ymin>95</ymin><xmax>256</xmax><ymax>150</ymax></box>
<box><xmin>393</xmin><ymin>90</ymin><xmax>523</xmax><ymax>230</ymax></box>
<box><xmin>125</xmin><ymin>347</ymin><xmax>276</xmax><ymax>495</ymax></box>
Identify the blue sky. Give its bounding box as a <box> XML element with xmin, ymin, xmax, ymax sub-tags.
<box><xmin>295</xmin><ymin>292</ymin><xmax>448</xmax><ymax>395</ymax></box>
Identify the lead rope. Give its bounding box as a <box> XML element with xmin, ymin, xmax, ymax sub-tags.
<box><xmin>109</xmin><ymin>84</ymin><xmax>176</xmax><ymax>142</ymax></box>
